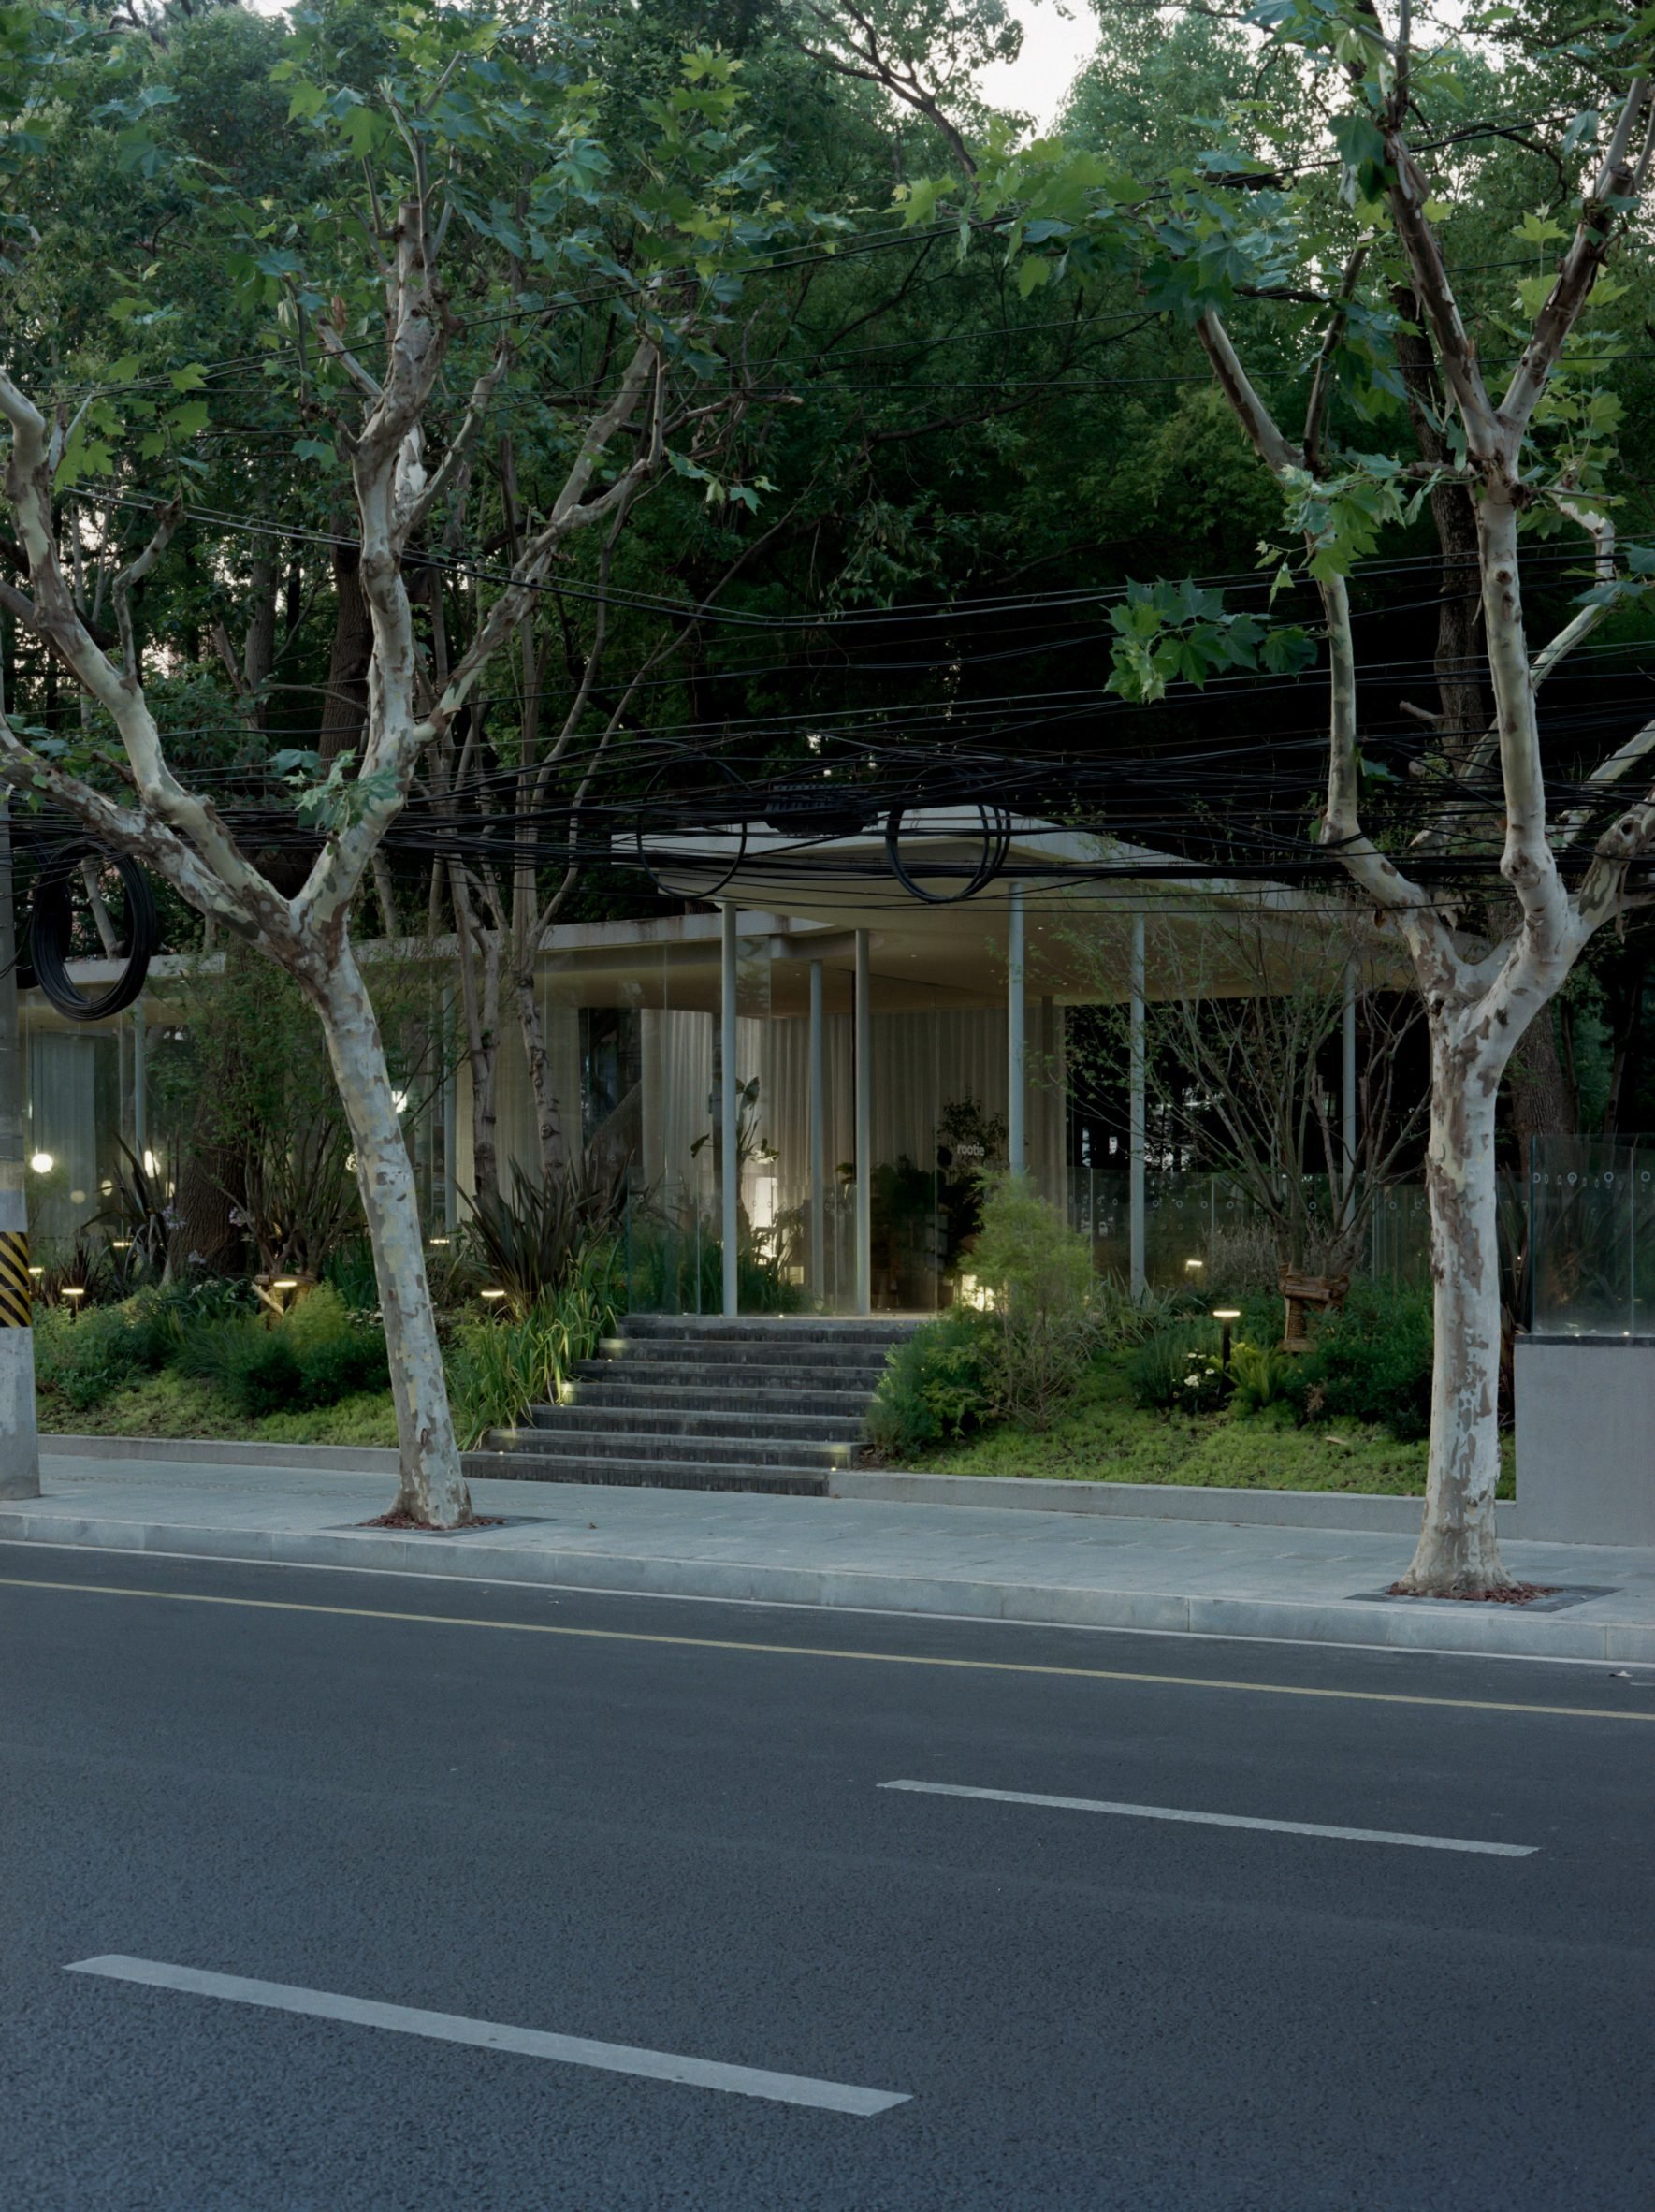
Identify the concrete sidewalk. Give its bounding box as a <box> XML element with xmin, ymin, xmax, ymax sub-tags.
<box><xmin>5</xmin><ymin>1452</ymin><xmax>1654</xmax><ymax>1663</ymax></box>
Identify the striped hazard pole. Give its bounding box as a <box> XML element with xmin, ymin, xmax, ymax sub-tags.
<box><xmin>0</xmin><ymin>791</ymin><xmax>40</xmax><ymax>1499</ymax></box>
<box><xmin>0</xmin><ymin>1225</ymin><xmax>29</xmax><ymax>1330</ymax></box>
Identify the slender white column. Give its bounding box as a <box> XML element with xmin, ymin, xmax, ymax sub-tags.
<box><xmin>0</xmin><ymin>794</ymin><xmax>40</xmax><ymax>1499</ymax></box>
<box><xmin>720</xmin><ymin>900</ymin><xmax>739</xmax><ymax>1318</ymax></box>
<box><xmin>131</xmin><ymin>1001</ymin><xmax>147</xmax><ymax>1162</ymax></box>
<box><xmin>1342</xmin><ymin>960</ymin><xmax>1357</xmax><ymax>1212</ymax></box>
<box><xmin>808</xmin><ymin>960</ymin><xmax>825</xmax><ymax>1306</ymax></box>
<box><xmin>1007</xmin><ymin>883</ymin><xmax>1025</xmax><ymax>1176</ymax></box>
<box><xmin>442</xmin><ymin>985</ymin><xmax>457</xmax><ymax>1233</ymax></box>
<box><xmin>1129</xmin><ymin>911</ymin><xmax>1146</xmax><ymax>1302</ymax></box>
<box><xmin>853</xmin><ymin>929</ymin><xmax>871</xmax><ymax>1317</ymax></box>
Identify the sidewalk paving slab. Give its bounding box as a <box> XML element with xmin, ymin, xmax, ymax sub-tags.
<box><xmin>5</xmin><ymin>1452</ymin><xmax>1655</xmax><ymax>1664</ymax></box>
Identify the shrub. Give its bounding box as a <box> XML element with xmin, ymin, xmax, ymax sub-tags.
<box><xmin>966</xmin><ymin>1172</ymin><xmax>1098</xmax><ymax>1427</ymax></box>
<box><xmin>465</xmin><ymin>1155</ymin><xmax>628</xmax><ymax>1316</ymax></box>
<box><xmin>34</xmin><ymin>1302</ymin><xmax>168</xmax><ymax>1412</ymax></box>
<box><xmin>1300</xmin><ymin>1284</ymin><xmax>1432</xmax><ymax>1438</ymax></box>
<box><xmin>447</xmin><ymin>1244</ymin><xmax>622</xmax><ymax>1446</ymax></box>
<box><xmin>172</xmin><ymin>1284</ymin><xmax>389</xmax><ymax>1417</ymax></box>
<box><xmin>322</xmin><ymin>1236</ymin><xmax>380</xmax><ymax>1315</ymax></box>
<box><xmin>1128</xmin><ymin>1320</ymin><xmax>1225</xmax><ymax>1412</ymax></box>
<box><xmin>864</xmin><ymin>1308</ymin><xmax>993</xmax><ymax>1461</ymax></box>
<box><xmin>1227</xmin><ymin>1340</ymin><xmax>1298</xmax><ymax>1417</ymax></box>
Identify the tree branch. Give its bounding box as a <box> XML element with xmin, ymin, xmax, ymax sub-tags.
<box><xmin>1498</xmin><ymin>76</ymin><xmax>1651</xmax><ymax>441</ymax></box>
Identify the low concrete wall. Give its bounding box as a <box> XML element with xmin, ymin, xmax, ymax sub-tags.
<box><xmin>837</xmin><ymin>1468</ymin><xmax>1523</xmax><ymax>1537</ymax></box>
<box><xmin>1516</xmin><ymin>1336</ymin><xmax>1655</xmax><ymax>1546</ymax></box>
<box><xmin>42</xmin><ymin>1435</ymin><xmax>400</xmax><ymax>1477</ymax></box>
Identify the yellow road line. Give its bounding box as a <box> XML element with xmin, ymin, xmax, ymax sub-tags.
<box><xmin>2</xmin><ymin>1570</ymin><xmax>1649</xmax><ymax>1723</ymax></box>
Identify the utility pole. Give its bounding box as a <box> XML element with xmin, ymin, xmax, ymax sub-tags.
<box><xmin>0</xmin><ymin>792</ymin><xmax>40</xmax><ymax>1498</ymax></box>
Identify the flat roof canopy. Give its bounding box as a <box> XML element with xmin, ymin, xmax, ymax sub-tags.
<box><xmin>621</xmin><ymin>809</ymin><xmax>1402</xmax><ymax>1009</ymax></box>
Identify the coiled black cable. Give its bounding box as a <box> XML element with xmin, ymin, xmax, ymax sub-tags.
<box><xmin>28</xmin><ymin>844</ymin><xmax>155</xmax><ymax>1021</ymax></box>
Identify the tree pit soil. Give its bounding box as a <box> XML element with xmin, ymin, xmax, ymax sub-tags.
<box><xmin>1385</xmin><ymin>1580</ymin><xmax>1559</xmax><ymax>1604</ymax></box>
<box><xmin>358</xmin><ymin>1510</ymin><xmax>507</xmax><ymax>1535</ymax></box>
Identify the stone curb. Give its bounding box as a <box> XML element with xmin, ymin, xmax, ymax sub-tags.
<box><xmin>1</xmin><ymin>1501</ymin><xmax>1648</xmax><ymax>1665</ymax></box>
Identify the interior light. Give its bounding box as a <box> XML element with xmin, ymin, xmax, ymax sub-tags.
<box><xmin>29</xmin><ymin>1152</ymin><xmax>52</xmax><ymax>1174</ymax></box>
<box><xmin>392</xmin><ymin>1090</ymin><xmax>409</xmax><ymax>1114</ymax></box>
<box><xmin>142</xmin><ymin>1150</ymin><xmax>159</xmax><ymax>1176</ymax></box>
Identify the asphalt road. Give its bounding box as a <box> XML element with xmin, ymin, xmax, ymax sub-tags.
<box><xmin>2</xmin><ymin>1541</ymin><xmax>1652</xmax><ymax>2212</ymax></box>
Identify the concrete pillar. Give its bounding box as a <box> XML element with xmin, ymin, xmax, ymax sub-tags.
<box><xmin>808</xmin><ymin>959</ymin><xmax>825</xmax><ymax>1306</ymax></box>
<box><xmin>853</xmin><ymin>928</ymin><xmax>871</xmax><ymax>1316</ymax></box>
<box><xmin>1007</xmin><ymin>882</ymin><xmax>1025</xmax><ymax>1176</ymax></box>
<box><xmin>0</xmin><ymin>795</ymin><xmax>39</xmax><ymax>1499</ymax></box>
<box><xmin>720</xmin><ymin>899</ymin><xmax>739</xmax><ymax>1318</ymax></box>
<box><xmin>1129</xmin><ymin>910</ymin><xmax>1146</xmax><ymax>1302</ymax></box>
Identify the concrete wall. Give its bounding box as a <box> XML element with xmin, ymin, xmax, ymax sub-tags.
<box><xmin>1516</xmin><ymin>1335</ymin><xmax>1655</xmax><ymax>1546</ymax></box>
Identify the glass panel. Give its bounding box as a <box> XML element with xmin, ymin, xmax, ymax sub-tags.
<box><xmin>1530</xmin><ymin>1134</ymin><xmax>1655</xmax><ymax>1337</ymax></box>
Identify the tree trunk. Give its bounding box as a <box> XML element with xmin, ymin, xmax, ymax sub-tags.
<box><xmin>1507</xmin><ymin>1009</ymin><xmax>1575</xmax><ymax>1172</ymax></box>
<box><xmin>449</xmin><ymin>864</ymin><xmax>501</xmax><ymax>1201</ymax></box>
<box><xmin>319</xmin><ymin>544</ymin><xmax>372</xmax><ymax>764</ymax></box>
<box><xmin>1397</xmin><ymin>1023</ymin><xmax>1510</xmax><ymax>1594</ymax></box>
<box><xmin>242</xmin><ymin>556</ymin><xmax>277</xmax><ymax>729</ymax></box>
<box><xmin>514</xmin><ymin>964</ymin><xmax>566</xmax><ymax>1186</ymax></box>
<box><xmin>309</xmin><ymin>938</ymin><xmax>471</xmax><ymax>1527</ymax></box>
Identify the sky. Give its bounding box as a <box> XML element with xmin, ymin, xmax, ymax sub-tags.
<box><xmin>977</xmin><ymin>2</ymin><xmax>1100</xmax><ymax>130</ymax></box>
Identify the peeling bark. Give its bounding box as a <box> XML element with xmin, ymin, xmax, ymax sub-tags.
<box><xmin>1401</xmin><ymin>1023</ymin><xmax>1509</xmax><ymax>1593</ymax></box>
<box><xmin>308</xmin><ymin>938</ymin><xmax>471</xmax><ymax>1527</ymax></box>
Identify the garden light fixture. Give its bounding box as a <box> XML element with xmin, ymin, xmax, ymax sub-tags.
<box><xmin>62</xmin><ymin>1286</ymin><xmax>84</xmax><ymax>1321</ymax></box>
<box><xmin>1212</xmin><ymin>1306</ymin><xmax>1241</xmax><ymax>1369</ymax></box>
<box><xmin>29</xmin><ymin>1151</ymin><xmax>51</xmax><ymax>1174</ymax></box>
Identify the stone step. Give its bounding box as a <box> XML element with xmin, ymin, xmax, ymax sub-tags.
<box><xmin>572</xmin><ymin>1361</ymin><xmax>889</xmax><ymax>1399</ymax></box>
<box><xmin>485</xmin><ymin>1424</ymin><xmax>852</xmax><ymax>1470</ymax></box>
<box><xmin>522</xmin><ymin>1404</ymin><xmax>864</xmax><ymax>1445</ymax></box>
<box><xmin>461</xmin><ymin>1449</ymin><xmax>829</xmax><ymax>1498</ymax></box>
<box><xmin>620</xmin><ymin>1314</ymin><xmax>922</xmax><ymax>1346</ymax></box>
<box><xmin>594</xmin><ymin>1340</ymin><xmax>894</xmax><ymax>1377</ymax></box>
<box><xmin>566</xmin><ymin>1380</ymin><xmax>874</xmax><ymax>1420</ymax></box>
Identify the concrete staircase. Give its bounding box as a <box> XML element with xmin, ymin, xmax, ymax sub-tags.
<box><xmin>465</xmin><ymin>1313</ymin><xmax>919</xmax><ymax>1495</ymax></box>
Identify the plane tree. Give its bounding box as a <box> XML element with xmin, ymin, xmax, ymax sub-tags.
<box><xmin>0</xmin><ymin>2</ymin><xmax>820</xmax><ymax>1526</ymax></box>
<box><xmin>889</xmin><ymin>0</ymin><xmax>1655</xmax><ymax>1590</ymax></box>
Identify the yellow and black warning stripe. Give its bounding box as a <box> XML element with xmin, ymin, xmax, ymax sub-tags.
<box><xmin>0</xmin><ymin>1230</ymin><xmax>33</xmax><ymax>1329</ymax></box>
